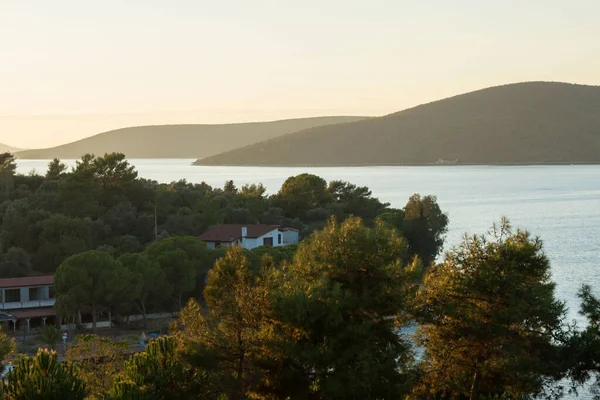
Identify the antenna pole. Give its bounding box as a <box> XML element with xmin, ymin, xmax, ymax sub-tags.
<box><xmin>154</xmin><ymin>203</ymin><xmax>158</xmax><ymax>241</ymax></box>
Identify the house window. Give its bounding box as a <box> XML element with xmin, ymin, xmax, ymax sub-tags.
<box><xmin>49</xmin><ymin>286</ymin><xmax>55</xmax><ymax>299</ymax></box>
<box><xmin>29</xmin><ymin>287</ymin><xmax>45</xmax><ymax>301</ymax></box>
<box><xmin>4</xmin><ymin>289</ymin><xmax>20</xmax><ymax>303</ymax></box>
<box><xmin>263</xmin><ymin>237</ymin><xmax>273</xmax><ymax>247</ymax></box>
<box><xmin>278</xmin><ymin>234</ymin><xmax>282</xmax><ymax>245</ymax></box>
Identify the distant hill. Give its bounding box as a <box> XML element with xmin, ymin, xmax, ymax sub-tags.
<box><xmin>0</xmin><ymin>143</ymin><xmax>23</xmax><ymax>154</ymax></box>
<box><xmin>194</xmin><ymin>82</ymin><xmax>600</xmax><ymax>166</ymax></box>
<box><xmin>15</xmin><ymin>117</ymin><xmax>366</xmax><ymax>160</ymax></box>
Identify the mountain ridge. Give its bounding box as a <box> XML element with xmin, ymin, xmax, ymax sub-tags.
<box><xmin>194</xmin><ymin>82</ymin><xmax>600</xmax><ymax>166</ymax></box>
<box><xmin>15</xmin><ymin>116</ymin><xmax>367</xmax><ymax>159</ymax></box>
<box><xmin>0</xmin><ymin>143</ymin><xmax>23</xmax><ymax>154</ymax></box>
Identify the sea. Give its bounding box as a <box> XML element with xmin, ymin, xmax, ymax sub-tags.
<box><xmin>16</xmin><ymin>160</ymin><xmax>600</xmax><ymax>398</ymax></box>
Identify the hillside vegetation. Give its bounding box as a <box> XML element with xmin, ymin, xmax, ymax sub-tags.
<box><xmin>195</xmin><ymin>82</ymin><xmax>600</xmax><ymax>166</ymax></box>
<box><xmin>16</xmin><ymin>116</ymin><xmax>365</xmax><ymax>159</ymax></box>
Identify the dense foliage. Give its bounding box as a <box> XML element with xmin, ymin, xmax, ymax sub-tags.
<box><xmin>0</xmin><ymin>153</ymin><xmax>445</xmax><ymax>277</ymax></box>
<box><xmin>0</xmin><ymin>216</ymin><xmax>598</xmax><ymax>399</ymax></box>
<box><xmin>412</xmin><ymin>219</ymin><xmax>567</xmax><ymax>399</ymax></box>
<box><xmin>0</xmin><ymin>152</ymin><xmax>447</xmax><ymax>319</ymax></box>
<box><xmin>1</xmin><ymin>349</ymin><xmax>88</xmax><ymax>399</ymax></box>
<box><xmin>1</xmin><ymin>152</ymin><xmax>600</xmax><ymax>399</ymax></box>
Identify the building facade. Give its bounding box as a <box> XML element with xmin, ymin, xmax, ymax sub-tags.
<box><xmin>198</xmin><ymin>224</ymin><xmax>299</xmax><ymax>250</ymax></box>
<box><xmin>0</xmin><ymin>275</ymin><xmax>56</xmax><ymax>333</ymax></box>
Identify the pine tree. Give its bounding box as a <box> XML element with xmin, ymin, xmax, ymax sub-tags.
<box><xmin>1</xmin><ymin>349</ymin><xmax>88</xmax><ymax>400</ymax></box>
<box><xmin>566</xmin><ymin>285</ymin><xmax>600</xmax><ymax>398</ymax></box>
<box><xmin>111</xmin><ymin>337</ymin><xmax>204</xmax><ymax>400</ymax></box>
<box><xmin>412</xmin><ymin>218</ymin><xmax>567</xmax><ymax>399</ymax></box>
<box><xmin>272</xmin><ymin>216</ymin><xmax>420</xmax><ymax>399</ymax></box>
<box><xmin>176</xmin><ymin>246</ymin><xmax>275</xmax><ymax>399</ymax></box>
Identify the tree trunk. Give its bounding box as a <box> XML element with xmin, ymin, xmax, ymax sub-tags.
<box><xmin>92</xmin><ymin>302</ymin><xmax>97</xmax><ymax>333</ymax></box>
<box><xmin>469</xmin><ymin>366</ymin><xmax>480</xmax><ymax>400</ymax></box>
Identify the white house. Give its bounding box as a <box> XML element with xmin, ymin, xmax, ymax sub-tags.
<box><xmin>198</xmin><ymin>224</ymin><xmax>299</xmax><ymax>250</ymax></box>
<box><xmin>0</xmin><ymin>275</ymin><xmax>56</xmax><ymax>333</ymax></box>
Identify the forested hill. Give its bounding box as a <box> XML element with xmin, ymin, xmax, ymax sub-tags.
<box><xmin>15</xmin><ymin>116</ymin><xmax>366</xmax><ymax>159</ymax></box>
<box><xmin>195</xmin><ymin>82</ymin><xmax>600</xmax><ymax>166</ymax></box>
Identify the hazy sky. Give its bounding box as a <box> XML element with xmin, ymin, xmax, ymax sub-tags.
<box><xmin>2</xmin><ymin>0</ymin><xmax>599</xmax><ymax>148</ymax></box>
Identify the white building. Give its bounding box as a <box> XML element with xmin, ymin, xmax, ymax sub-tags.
<box><xmin>0</xmin><ymin>275</ymin><xmax>56</xmax><ymax>333</ymax></box>
<box><xmin>198</xmin><ymin>224</ymin><xmax>299</xmax><ymax>250</ymax></box>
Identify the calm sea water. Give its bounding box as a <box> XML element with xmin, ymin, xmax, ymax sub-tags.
<box><xmin>16</xmin><ymin>159</ymin><xmax>600</xmax><ymax>398</ymax></box>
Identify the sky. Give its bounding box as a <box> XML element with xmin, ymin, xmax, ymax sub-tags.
<box><xmin>2</xmin><ymin>0</ymin><xmax>600</xmax><ymax>149</ymax></box>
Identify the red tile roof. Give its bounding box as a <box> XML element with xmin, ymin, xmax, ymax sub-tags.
<box><xmin>0</xmin><ymin>276</ymin><xmax>53</xmax><ymax>289</ymax></box>
<box><xmin>198</xmin><ymin>224</ymin><xmax>280</xmax><ymax>242</ymax></box>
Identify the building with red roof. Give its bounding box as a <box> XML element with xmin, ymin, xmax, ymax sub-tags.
<box><xmin>198</xmin><ymin>224</ymin><xmax>299</xmax><ymax>250</ymax></box>
<box><xmin>0</xmin><ymin>275</ymin><xmax>56</xmax><ymax>333</ymax></box>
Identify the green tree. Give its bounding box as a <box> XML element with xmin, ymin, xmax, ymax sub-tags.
<box><xmin>39</xmin><ymin>325</ymin><xmax>61</xmax><ymax>350</ymax></box>
<box><xmin>0</xmin><ymin>247</ymin><xmax>33</xmax><ymax>278</ymax></box>
<box><xmin>108</xmin><ymin>235</ymin><xmax>143</xmax><ymax>256</ymax></box>
<box><xmin>566</xmin><ymin>285</ymin><xmax>600</xmax><ymax>398</ymax></box>
<box><xmin>247</xmin><ymin>244</ymin><xmax>297</xmax><ymax>271</ymax></box>
<box><xmin>0</xmin><ymin>349</ymin><xmax>88</xmax><ymax>400</ymax></box>
<box><xmin>327</xmin><ymin>180</ymin><xmax>389</xmax><ymax>223</ymax></box>
<box><xmin>0</xmin><ymin>152</ymin><xmax>17</xmax><ymax>197</ymax></box>
<box><xmin>413</xmin><ymin>219</ymin><xmax>567</xmax><ymax>399</ymax></box>
<box><xmin>0</xmin><ymin>153</ymin><xmax>17</xmax><ymax>177</ymax></box>
<box><xmin>401</xmin><ymin>194</ymin><xmax>449</xmax><ymax>266</ymax></box>
<box><xmin>176</xmin><ymin>246</ymin><xmax>274</xmax><ymax>399</ymax></box>
<box><xmin>118</xmin><ymin>253</ymin><xmax>173</xmax><ymax>329</ymax></box>
<box><xmin>92</xmin><ymin>153</ymin><xmax>139</xmax><ymax>208</ymax></box>
<box><xmin>145</xmin><ymin>236</ymin><xmax>208</xmax><ymax>310</ymax></box>
<box><xmin>0</xmin><ymin>326</ymin><xmax>16</xmax><ymax>374</ymax></box>
<box><xmin>33</xmin><ymin>213</ymin><xmax>97</xmax><ymax>273</ymax></box>
<box><xmin>240</xmin><ymin>183</ymin><xmax>266</xmax><ymax>198</ymax></box>
<box><xmin>0</xmin><ymin>199</ymin><xmax>50</xmax><ymax>254</ymax></box>
<box><xmin>110</xmin><ymin>337</ymin><xmax>205</xmax><ymax>400</ymax></box>
<box><xmin>54</xmin><ymin>250</ymin><xmax>140</xmax><ymax>332</ymax></box>
<box><xmin>272</xmin><ymin>216</ymin><xmax>419</xmax><ymax>399</ymax></box>
<box><xmin>92</xmin><ymin>153</ymin><xmax>138</xmax><ymax>188</ymax></box>
<box><xmin>274</xmin><ymin>173</ymin><xmax>331</xmax><ymax>218</ymax></box>
<box><xmin>45</xmin><ymin>158</ymin><xmax>67</xmax><ymax>181</ymax></box>
<box><xmin>223</xmin><ymin>180</ymin><xmax>238</xmax><ymax>195</ymax></box>
<box><xmin>65</xmin><ymin>334</ymin><xmax>129</xmax><ymax>399</ymax></box>
<box><xmin>104</xmin><ymin>202</ymin><xmax>139</xmax><ymax>237</ymax></box>
<box><xmin>57</xmin><ymin>154</ymin><xmax>102</xmax><ymax>218</ymax></box>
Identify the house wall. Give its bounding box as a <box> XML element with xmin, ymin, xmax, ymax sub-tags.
<box><xmin>240</xmin><ymin>230</ymin><xmax>273</xmax><ymax>250</ymax></box>
<box><xmin>202</xmin><ymin>228</ymin><xmax>299</xmax><ymax>251</ymax></box>
<box><xmin>0</xmin><ymin>285</ymin><xmax>53</xmax><ymax>308</ymax></box>
<box><xmin>240</xmin><ymin>229</ymin><xmax>292</xmax><ymax>250</ymax></box>
<box><xmin>282</xmin><ymin>230</ymin><xmax>299</xmax><ymax>245</ymax></box>
<box><xmin>20</xmin><ymin>288</ymin><xmax>29</xmax><ymax>302</ymax></box>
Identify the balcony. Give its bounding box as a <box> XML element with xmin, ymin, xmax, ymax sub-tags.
<box><xmin>1</xmin><ymin>299</ymin><xmax>56</xmax><ymax>310</ymax></box>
